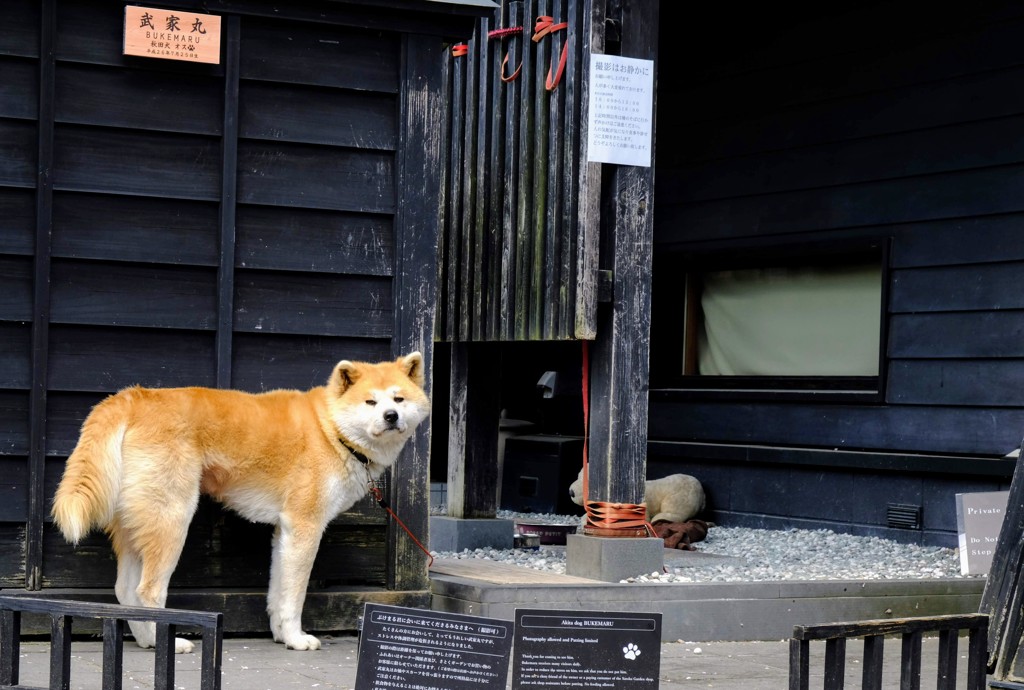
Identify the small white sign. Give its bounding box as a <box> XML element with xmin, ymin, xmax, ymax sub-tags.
<box><xmin>956</xmin><ymin>490</ymin><xmax>1009</xmax><ymax>575</ymax></box>
<box><xmin>586</xmin><ymin>54</ymin><xmax>654</xmax><ymax>167</ymax></box>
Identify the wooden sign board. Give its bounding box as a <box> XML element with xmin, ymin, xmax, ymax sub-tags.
<box><xmin>355</xmin><ymin>603</ymin><xmax>513</xmax><ymax>690</ymax></box>
<box><xmin>124</xmin><ymin>5</ymin><xmax>221</xmax><ymax>64</ymax></box>
<box><xmin>956</xmin><ymin>490</ymin><xmax>1010</xmax><ymax>575</ymax></box>
<box><xmin>512</xmin><ymin>608</ymin><xmax>662</xmax><ymax>689</ymax></box>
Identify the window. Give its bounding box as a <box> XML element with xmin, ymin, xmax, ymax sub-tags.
<box><xmin>652</xmin><ymin>239</ymin><xmax>889</xmax><ymax>400</ymax></box>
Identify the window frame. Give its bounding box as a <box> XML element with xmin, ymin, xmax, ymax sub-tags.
<box><xmin>650</xmin><ymin>236</ymin><xmax>892</xmax><ymax>403</ymax></box>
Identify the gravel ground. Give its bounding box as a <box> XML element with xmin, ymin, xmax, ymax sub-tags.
<box><xmin>430</xmin><ymin>510</ymin><xmax>978</xmax><ymax>584</ymax></box>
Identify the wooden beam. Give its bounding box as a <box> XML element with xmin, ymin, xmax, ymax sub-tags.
<box><xmin>388</xmin><ymin>32</ymin><xmax>445</xmax><ymax>591</ymax></box>
<box><xmin>584</xmin><ymin>0</ymin><xmax>658</xmax><ymax>507</ymax></box>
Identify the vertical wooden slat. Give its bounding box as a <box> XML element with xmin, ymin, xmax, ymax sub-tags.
<box><xmin>788</xmin><ymin>637</ymin><xmax>809</xmax><ymax>690</ymax></box>
<box><xmin>823</xmin><ymin>637</ymin><xmax>846</xmax><ymax>690</ymax></box>
<box><xmin>936</xmin><ymin>629</ymin><xmax>958</xmax><ymax>690</ymax></box>
<box><xmin>529</xmin><ymin>0</ymin><xmax>550</xmax><ymax>340</ymax></box>
<box><xmin>572</xmin><ymin>0</ymin><xmax>604</xmax><ymax>339</ymax></box>
<box><xmin>154</xmin><ymin>623</ymin><xmax>175</xmax><ymax>690</ymax></box>
<box><xmin>542</xmin><ymin>0</ymin><xmax>567</xmax><ymax>340</ymax></box>
<box><xmin>50</xmin><ymin>615</ymin><xmax>72</xmax><ymax>690</ymax></box>
<box><xmin>388</xmin><ymin>31</ymin><xmax>444</xmax><ymax>591</ymax></box>
<box><xmin>900</xmin><ymin>631</ymin><xmax>923</xmax><ymax>690</ymax></box>
<box><xmin>513</xmin><ymin>0</ymin><xmax>538</xmax><ymax>339</ymax></box>
<box><xmin>446</xmin><ymin>47</ymin><xmax>466</xmax><ymax>342</ymax></box>
<box><xmin>459</xmin><ymin>24</ymin><xmax>480</xmax><ymax>341</ymax></box>
<box><xmin>862</xmin><ymin>634</ymin><xmax>885</xmax><ymax>690</ymax></box>
<box><xmin>435</xmin><ymin>51</ymin><xmax>452</xmax><ymax>341</ymax></box>
<box><xmin>967</xmin><ymin>623</ymin><xmax>988</xmax><ymax>690</ymax></box>
<box><xmin>0</xmin><ymin>610</ymin><xmax>20</xmax><ymax>686</ymax></box>
<box><xmin>215</xmin><ymin>15</ymin><xmax>241</xmax><ymax>389</ymax></box>
<box><xmin>201</xmin><ymin>615</ymin><xmax>224</xmax><ymax>690</ymax></box>
<box><xmin>471</xmin><ymin>18</ymin><xmax>491</xmax><ymax>342</ymax></box>
<box><xmin>102</xmin><ymin>618</ymin><xmax>124</xmax><ymax>690</ymax></box>
<box><xmin>500</xmin><ymin>0</ymin><xmax>524</xmax><ymax>340</ymax></box>
<box><xmin>558</xmin><ymin>0</ymin><xmax>583</xmax><ymax>338</ymax></box>
<box><xmin>26</xmin><ymin>0</ymin><xmax>56</xmax><ymax>592</ymax></box>
<box><xmin>486</xmin><ymin>4</ymin><xmax>508</xmax><ymax>341</ymax></box>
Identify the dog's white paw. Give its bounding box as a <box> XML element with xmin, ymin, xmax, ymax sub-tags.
<box><xmin>285</xmin><ymin>633</ymin><xmax>321</xmax><ymax>651</ymax></box>
<box><xmin>175</xmin><ymin>637</ymin><xmax>195</xmax><ymax>654</ymax></box>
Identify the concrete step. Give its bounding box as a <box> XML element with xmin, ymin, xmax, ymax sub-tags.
<box><xmin>428</xmin><ymin>557</ymin><xmax>984</xmax><ymax>642</ymax></box>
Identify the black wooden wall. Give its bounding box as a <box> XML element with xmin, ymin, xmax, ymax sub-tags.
<box><xmin>0</xmin><ymin>0</ymin><xmax>462</xmax><ymax>627</ymax></box>
<box><xmin>649</xmin><ymin>1</ymin><xmax>1024</xmax><ymax>545</ymax></box>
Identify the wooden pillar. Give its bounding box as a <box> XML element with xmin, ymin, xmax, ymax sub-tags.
<box><xmin>584</xmin><ymin>0</ymin><xmax>659</xmax><ymax>510</ymax></box>
<box><xmin>387</xmin><ymin>32</ymin><xmax>445</xmax><ymax>591</ymax></box>
<box><xmin>447</xmin><ymin>343</ymin><xmax>502</xmax><ymax>519</ymax></box>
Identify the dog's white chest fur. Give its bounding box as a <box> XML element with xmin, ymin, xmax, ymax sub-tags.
<box><xmin>324</xmin><ymin>464</ymin><xmax>371</xmax><ymax>518</ymax></box>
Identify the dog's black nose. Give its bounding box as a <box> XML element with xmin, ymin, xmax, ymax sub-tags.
<box><xmin>383</xmin><ymin>410</ymin><xmax>399</xmax><ymax>425</ymax></box>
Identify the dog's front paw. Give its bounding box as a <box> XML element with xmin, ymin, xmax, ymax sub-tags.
<box><xmin>285</xmin><ymin>633</ymin><xmax>321</xmax><ymax>651</ymax></box>
<box><xmin>175</xmin><ymin>637</ymin><xmax>195</xmax><ymax>654</ymax></box>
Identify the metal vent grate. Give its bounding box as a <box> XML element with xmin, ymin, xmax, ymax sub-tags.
<box><xmin>887</xmin><ymin>503</ymin><xmax>922</xmax><ymax>530</ymax></box>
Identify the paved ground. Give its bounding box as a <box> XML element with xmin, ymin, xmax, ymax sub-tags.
<box><xmin>8</xmin><ymin>633</ymin><xmax>984</xmax><ymax>689</ymax></box>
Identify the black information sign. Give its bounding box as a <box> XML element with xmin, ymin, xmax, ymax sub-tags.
<box><xmin>512</xmin><ymin>608</ymin><xmax>662</xmax><ymax>689</ymax></box>
<box><xmin>355</xmin><ymin>603</ymin><xmax>514</xmax><ymax>690</ymax></box>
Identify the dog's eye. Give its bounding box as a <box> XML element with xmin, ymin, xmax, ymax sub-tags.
<box><xmin>365</xmin><ymin>400</ymin><xmax>377</xmax><ymax>406</ymax></box>
<box><xmin>394</xmin><ymin>396</ymin><xmax>404</xmax><ymax>403</ymax></box>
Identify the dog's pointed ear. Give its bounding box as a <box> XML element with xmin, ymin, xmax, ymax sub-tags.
<box><xmin>330</xmin><ymin>360</ymin><xmax>361</xmax><ymax>395</ymax></box>
<box><xmin>399</xmin><ymin>352</ymin><xmax>424</xmax><ymax>388</ymax></box>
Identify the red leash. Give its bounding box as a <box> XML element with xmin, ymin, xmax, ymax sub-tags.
<box><xmin>367</xmin><ymin>478</ymin><xmax>434</xmax><ymax>568</ymax></box>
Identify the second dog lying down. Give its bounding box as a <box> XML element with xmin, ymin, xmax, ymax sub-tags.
<box><xmin>568</xmin><ymin>468</ymin><xmax>705</xmax><ymax>524</ymax></box>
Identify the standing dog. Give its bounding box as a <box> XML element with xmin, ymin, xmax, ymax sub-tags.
<box><xmin>52</xmin><ymin>353</ymin><xmax>430</xmax><ymax>653</ymax></box>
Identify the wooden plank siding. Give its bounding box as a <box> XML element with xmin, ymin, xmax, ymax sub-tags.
<box><xmin>0</xmin><ymin>0</ymin><xmax>482</xmax><ymax>627</ymax></box>
<box><xmin>436</xmin><ymin>0</ymin><xmax>599</xmax><ymax>342</ymax></box>
<box><xmin>649</xmin><ymin>2</ymin><xmax>1024</xmax><ymax>544</ymax></box>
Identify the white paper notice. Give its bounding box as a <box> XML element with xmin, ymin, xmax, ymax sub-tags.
<box><xmin>586</xmin><ymin>54</ymin><xmax>654</xmax><ymax>167</ymax></box>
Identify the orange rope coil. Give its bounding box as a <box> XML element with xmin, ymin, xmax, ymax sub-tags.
<box><xmin>580</xmin><ymin>340</ymin><xmax>657</xmax><ymax>538</ymax></box>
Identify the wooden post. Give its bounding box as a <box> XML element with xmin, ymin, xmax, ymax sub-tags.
<box><xmin>388</xmin><ymin>32</ymin><xmax>445</xmax><ymax>591</ymax></box>
<box><xmin>584</xmin><ymin>0</ymin><xmax>659</xmax><ymax>510</ymax></box>
<box><xmin>447</xmin><ymin>343</ymin><xmax>502</xmax><ymax>518</ymax></box>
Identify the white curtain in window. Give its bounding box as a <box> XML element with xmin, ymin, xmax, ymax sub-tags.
<box><xmin>698</xmin><ymin>262</ymin><xmax>882</xmax><ymax>377</ymax></box>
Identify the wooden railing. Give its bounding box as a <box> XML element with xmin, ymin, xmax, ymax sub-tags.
<box><xmin>0</xmin><ymin>595</ymin><xmax>223</xmax><ymax>690</ymax></box>
<box><xmin>789</xmin><ymin>613</ymin><xmax>988</xmax><ymax>690</ymax></box>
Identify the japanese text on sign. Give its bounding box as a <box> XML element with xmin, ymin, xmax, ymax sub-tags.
<box><xmin>586</xmin><ymin>54</ymin><xmax>654</xmax><ymax>167</ymax></box>
<box><xmin>355</xmin><ymin>604</ymin><xmax>513</xmax><ymax>690</ymax></box>
<box><xmin>124</xmin><ymin>5</ymin><xmax>222</xmax><ymax>64</ymax></box>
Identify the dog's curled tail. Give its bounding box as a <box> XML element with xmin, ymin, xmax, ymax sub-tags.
<box><xmin>52</xmin><ymin>392</ymin><xmax>131</xmax><ymax>544</ymax></box>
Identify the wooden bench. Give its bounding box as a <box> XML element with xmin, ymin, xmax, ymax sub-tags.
<box><xmin>0</xmin><ymin>595</ymin><xmax>223</xmax><ymax>690</ymax></box>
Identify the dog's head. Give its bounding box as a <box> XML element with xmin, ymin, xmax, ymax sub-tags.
<box><xmin>327</xmin><ymin>352</ymin><xmax>430</xmax><ymax>464</ymax></box>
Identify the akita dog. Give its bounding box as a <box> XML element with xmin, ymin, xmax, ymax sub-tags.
<box><xmin>52</xmin><ymin>353</ymin><xmax>430</xmax><ymax>653</ymax></box>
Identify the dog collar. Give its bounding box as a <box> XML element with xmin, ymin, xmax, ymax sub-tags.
<box><xmin>338</xmin><ymin>436</ymin><xmax>373</xmax><ymax>466</ymax></box>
